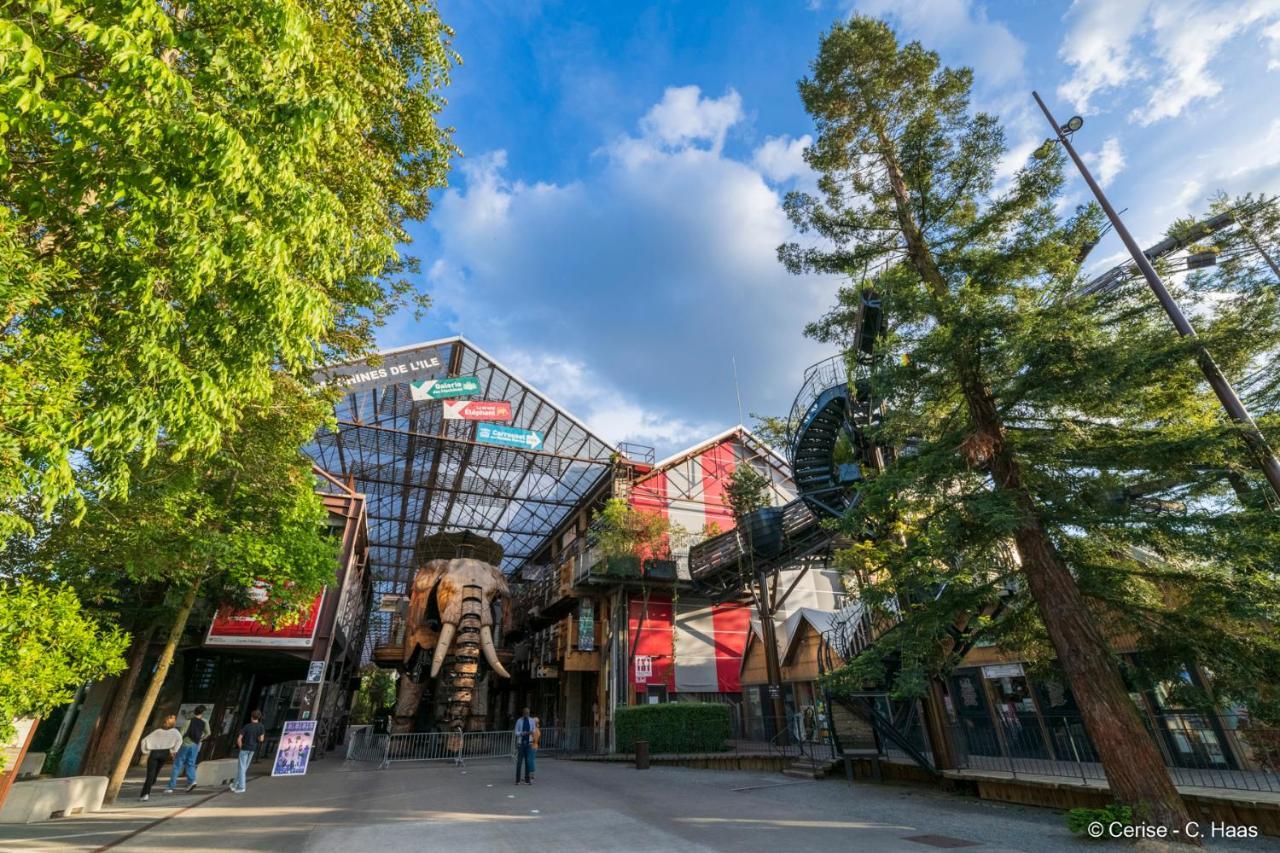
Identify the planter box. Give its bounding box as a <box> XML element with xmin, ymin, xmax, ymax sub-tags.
<box><xmin>643</xmin><ymin>559</ymin><xmax>678</xmax><ymax>581</ymax></box>
<box><xmin>596</xmin><ymin>555</ymin><xmax>641</xmax><ymax>579</ymax></box>
<box><xmin>0</xmin><ymin>777</ymin><xmax>105</xmax><ymax>823</ymax></box>
<box><xmin>741</xmin><ymin>507</ymin><xmax>785</xmax><ymax>559</ymax></box>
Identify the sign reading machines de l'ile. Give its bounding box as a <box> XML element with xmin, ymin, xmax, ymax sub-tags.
<box><xmin>313</xmin><ymin>348</ymin><xmax>445</xmax><ymax>395</ymax></box>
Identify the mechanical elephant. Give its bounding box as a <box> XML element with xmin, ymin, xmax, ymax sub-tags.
<box><xmin>392</xmin><ymin>534</ymin><xmax>512</xmax><ymax>734</ymax></box>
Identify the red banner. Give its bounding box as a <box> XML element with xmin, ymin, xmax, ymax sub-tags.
<box><xmin>206</xmin><ymin>585</ymin><xmax>325</xmax><ymax>649</ymax></box>
<box><xmin>442</xmin><ymin>400</ymin><xmax>513</xmax><ymax>421</ymax></box>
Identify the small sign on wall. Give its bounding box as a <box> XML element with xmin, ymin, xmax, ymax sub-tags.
<box><xmin>306</xmin><ymin>661</ymin><xmax>325</xmax><ymax>683</ymax></box>
<box><xmin>634</xmin><ymin>655</ymin><xmax>653</xmax><ymax>684</ymax></box>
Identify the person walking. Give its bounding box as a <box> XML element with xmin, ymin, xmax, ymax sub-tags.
<box><xmin>231</xmin><ymin>710</ymin><xmax>265</xmax><ymax>794</ymax></box>
<box><xmin>165</xmin><ymin>706</ymin><xmax>208</xmax><ymax>793</ymax></box>
<box><xmin>138</xmin><ymin>715</ymin><xmax>182</xmax><ymax>801</ymax></box>
<box><xmin>514</xmin><ymin>707</ymin><xmax>537</xmax><ymax>785</ymax></box>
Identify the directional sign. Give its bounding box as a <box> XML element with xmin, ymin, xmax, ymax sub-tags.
<box><xmin>443</xmin><ymin>400</ymin><xmax>513</xmax><ymax>421</ymax></box>
<box><xmin>409</xmin><ymin>375</ymin><xmax>482</xmax><ymax>402</ymax></box>
<box><xmin>476</xmin><ymin>422</ymin><xmax>543</xmax><ymax>451</ymax></box>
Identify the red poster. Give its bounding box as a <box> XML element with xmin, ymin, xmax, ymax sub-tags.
<box><xmin>206</xmin><ymin>585</ymin><xmax>326</xmax><ymax>649</ymax></box>
<box><xmin>442</xmin><ymin>400</ymin><xmax>513</xmax><ymax>421</ymax></box>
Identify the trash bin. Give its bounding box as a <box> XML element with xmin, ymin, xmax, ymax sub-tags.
<box><xmin>635</xmin><ymin>740</ymin><xmax>650</xmax><ymax>770</ymax></box>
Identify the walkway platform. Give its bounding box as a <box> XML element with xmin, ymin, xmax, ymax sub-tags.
<box><xmin>4</xmin><ymin>757</ymin><xmax>1275</xmax><ymax>851</ymax></box>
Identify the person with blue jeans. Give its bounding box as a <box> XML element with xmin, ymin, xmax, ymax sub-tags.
<box><xmin>514</xmin><ymin>707</ymin><xmax>537</xmax><ymax>784</ymax></box>
<box><xmin>165</xmin><ymin>706</ymin><xmax>208</xmax><ymax>793</ymax></box>
<box><xmin>232</xmin><ymin>710</ymin><xmax>265</xmax><ymax>793</ymax></box>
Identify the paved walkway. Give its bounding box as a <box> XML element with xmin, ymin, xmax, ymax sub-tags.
<box><xmin>1</xmin><ymin>758</ymin><xmax>1276</xmax><ymax>852</ymax></box>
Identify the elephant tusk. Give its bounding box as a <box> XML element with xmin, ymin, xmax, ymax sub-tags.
<box><xmin>431</xmin><ymin>622</ymin><xmax>456</xmax><ymax>678</ymax></box>
<box><xmin>480</xmin><ymin>625</ymin><xmax>510</xmax><ymax>678</ymax></box>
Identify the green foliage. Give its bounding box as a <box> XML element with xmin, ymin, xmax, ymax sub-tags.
<box><xmin>0</xmin><ymin>0</ymin><xmax>457</xmax><ymax>539</ymax></box>
<box><xmin>27</xmin><ymin>374</ymin><xmax>338</xmax><ymax>623</ymax></box>
<box><xmin>594</xmin><ymin>498</ymin><xmax>676</xmax><ymax>561</ymax></box>
<box><xmin>0</xmin><ymin>580</ymin><xmax>127</xmax><ymax>766</ymax></box>
<box><xmin>1066</xmin><ymin>803</ymin><xmax>1132</xmax><ymax>836</ymax></box>
<box><xmin>749</xmin><ymin>413</ymin><xmax>794</xmax><ymax>451</ymax></box>
<box><xmin>725</xmin><ymin>463</ymin><xmax>771</xmax><ymax>518</ymax></box>
<box><xmin>349</xmin><ymin>666</ymin><xmax>397</xmax><ymax>725</ymax></box>
<box><xmin>614</xmin><ymin>702</ymin><xmax>731</xmax><ymax>754</ymax></box>
<box><xmin>784</xmin><ymin>17</ymin><xmax>1280</xmax><ymax>717</ymax></box>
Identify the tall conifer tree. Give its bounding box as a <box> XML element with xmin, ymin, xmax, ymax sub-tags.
<box><xmin>780</xmin><ymin>17</ymin><xmax>1279</xmax><ymax>829</ymax></box>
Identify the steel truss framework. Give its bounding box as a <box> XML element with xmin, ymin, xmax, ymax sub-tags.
<box><xmin>306</xmin><ymin>338</ymin><xmax>616</xmax><ymax>611</ymax></box>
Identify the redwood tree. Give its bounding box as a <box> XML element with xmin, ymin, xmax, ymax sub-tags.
<box><xmin>774</xmin><ymin>17</ymin><xmax>1264</xmax><ymax>830</ymax></box>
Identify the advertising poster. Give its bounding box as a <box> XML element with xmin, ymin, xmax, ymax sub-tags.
<box><xmin>206</xmin><ymin>584</ymin><xmax>326</xmax><ymax>649</ymax></box>
<box><xmin>176</xmin><ymin>703</ymin><xmax>213</xmax><ymax>732</ymax></box>
<box><xmin>271</xmin><ymin>720</ymin><xmax>317</xmax><ymax>777</ymax></box>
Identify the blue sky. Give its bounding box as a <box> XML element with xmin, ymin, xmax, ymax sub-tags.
<box><xmin>392</xmin><ymin>0</ymin><xmax>1280</xmax><ymax>457</ymax></box>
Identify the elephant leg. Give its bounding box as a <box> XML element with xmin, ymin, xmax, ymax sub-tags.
<box><xmin>392</xmin><ymin>675</ymin><xmax>425</xmax><ymax>734</ymax></box>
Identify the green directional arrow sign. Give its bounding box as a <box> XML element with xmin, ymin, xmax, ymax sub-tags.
<box><xmin>408</xmin><ymin>375</ymin><xmax>482</xmax><ymax>401</ymax></box>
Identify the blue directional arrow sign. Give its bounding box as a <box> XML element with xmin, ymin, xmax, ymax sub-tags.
<box><xmin>475</xmin><ymin>422</ymin><xmax>544</xmax><ymax>451</ymax></box>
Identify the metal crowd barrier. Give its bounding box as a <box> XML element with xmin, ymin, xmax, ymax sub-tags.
<box><xmin>379</xmin><ymin>729</ymin><xmax>517</xmax><ymax>768</ymax></box>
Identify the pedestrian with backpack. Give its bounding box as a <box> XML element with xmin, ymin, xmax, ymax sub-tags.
<box><xmin>165</xmin><ymin>706</ymin><xmax>208</xmax><ymax>793</ymax></box>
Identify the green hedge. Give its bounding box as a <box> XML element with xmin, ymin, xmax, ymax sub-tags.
<box><xmin>615</xmin><ymin>702</ymin><xmax>732</xmax><ymax>754</ymax></box>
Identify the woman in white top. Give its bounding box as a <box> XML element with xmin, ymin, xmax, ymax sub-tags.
<box><xmin>138</xmin><ymin>714</ymin><xmax>182</xmax><ymax>800</ymax></box>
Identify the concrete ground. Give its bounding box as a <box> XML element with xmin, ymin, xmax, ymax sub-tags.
<box><xmin>2</xmin><ymin>757</ymin><xmax>1276</xmax><ymax>852</ymax></box>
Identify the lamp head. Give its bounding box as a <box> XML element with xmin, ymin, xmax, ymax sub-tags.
<box><xmin>1061</xmin><ymin>115</ymin><xmax>1084</xmax><ymax>133</ymax></box>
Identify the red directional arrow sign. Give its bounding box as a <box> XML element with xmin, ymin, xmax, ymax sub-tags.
<box><xmin>442</xmin><ymin>400</ymin><xmax>513</xmax><ymax>421</ymax></box>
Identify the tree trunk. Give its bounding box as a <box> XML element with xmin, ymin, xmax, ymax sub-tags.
<box><xmin>968</xmin><ymin>376</ymin><xmax>1192</xmax><ymax>833</ymax></box>
<box><xmin>84</xmin><ymin>626</ymin><xmax>154</xmax><ymax>777</ymax></box>
<box><xmin>104</xmin><ymin>583</ymin><xmax>199</xmax><ymax>803</ymax></box>
<box><xmin>876</xmin><ymin>138</ymin><xmax>1193</xmax><ymax>835</ymax></box>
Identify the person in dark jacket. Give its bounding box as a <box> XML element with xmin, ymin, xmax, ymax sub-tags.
<box><xmin>165</xmin><ymin>706</ymin><xmax>208</xmax><ymax>793</ymax></box>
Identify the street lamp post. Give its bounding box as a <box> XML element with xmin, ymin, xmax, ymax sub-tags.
<box><xmin>1032</xmin><ymin>91</ymin><xmax>1280</xmax><ymax>501</ymax></box>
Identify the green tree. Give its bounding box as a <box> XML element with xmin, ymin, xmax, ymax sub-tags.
<box><xmin>0</xmin><ymin>0</ymin><xmax>457</xmax><ymax>539</ymax></box>
<box><xmin>0</xmin><ymin>580</ymin><xmax>128</xmax><ymax>768</ymax></box>
<box><xmin>776</xmin><ymin>17</ymin><xmax>1280</xmax><ymax>830</ymax></box>
<box><xmin>349</xmin><ymin>666</ymin><xmax>397</xmax><ymax>725</ymax></box>
<box><xmin>724</xmin><ymin>463</ymin><xmax>772</xmax><ymax>518</ymax></box>
<box><xmin>26</xmin><ymin>375</ymin><xmax>339</xmax><ymax>801</ymax></box>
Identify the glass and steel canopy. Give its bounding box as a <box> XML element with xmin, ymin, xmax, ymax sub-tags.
<box><xmin>306</xmin><ymin>337</ymin><xmax>616</xmax><ymax>603</ymax></box>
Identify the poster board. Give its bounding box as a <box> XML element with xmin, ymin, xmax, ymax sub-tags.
<box><xmin>271</xmin><ymin>720</ymin><xmax>317</xmax><ymax>777</ymax></box>
<box><xmin>175</xmin><ymin>704</ymin><xmax>213</xmax><ymax>733</ymax></box>
<box><xmin>206</xmin><ymin>585</ymin><xmax>326</xmax><ymax>649</ymax></box>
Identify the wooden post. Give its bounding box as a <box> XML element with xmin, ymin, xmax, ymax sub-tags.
<box><xmin>0</xmin><ymin>718</ymin><xmax>40</xmax><ymax>811</ymax></box>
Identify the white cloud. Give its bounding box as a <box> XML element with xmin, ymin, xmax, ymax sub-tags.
<box><xmin>1134</xmin><ymin>0</ymin><xmax>1280</xmax><ymax>126</ymax></box>
<box><xmin>1266</xmin><ymin>19</ymin><xmax>1280</xmax><ymax>69</ymax></box>
<box><xmin>751</xmin><ymin>134</ymin><xmax>813</xmax><ymax>185</ymax></box>
<box><xmin>501</xmin><ymin>351</ymin><xmax>717</xmax><ymax>448</ymax></box>
<box><xmin>1057</xmin><ymin>0</ymin><xmax>1151</xmax><ymax>112</ymax></box>
<box><xmin>851</xmin><ymin>0</ymin><xmax>1028</xmax><ymax>85</ymax></box>
<box><xmin>1056</xmin><ymin>0</ymin><xmax>1280</xmax><ymax>124</ymax></box>
<box><xmin>423</xmin><ymin>86</ymin><xmax>836</xmax><ymax>457</ymax></box>
<box><xmin>1085</xmin><ymin>136</ymin><xmax>1126</xmax><ymax>188</ymax></box>
<box><xmin>638</xmin><ymin>85</ymin><xmax>744</xmax><ymax>154</ymax></box>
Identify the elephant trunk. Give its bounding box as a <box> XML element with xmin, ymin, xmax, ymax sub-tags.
<box><xmin>480</xmin><ymin>625</ymin><xmax>510</xmax><ymax>678</ymax></box>
<box><xmin>430</xmin><ymin>621</ymin><xmax>456</xmax><ymax>678</ymax></box>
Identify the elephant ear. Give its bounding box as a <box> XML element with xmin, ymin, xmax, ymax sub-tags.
<box><xmin>409</xmin><ymin>559</ymin><xmax>449</xmax><ymax>626</ymax></box>
<box><xmin>493</xmin><ymin>568</ymin><xmax>511</xmax><ymax>599</ymax></box>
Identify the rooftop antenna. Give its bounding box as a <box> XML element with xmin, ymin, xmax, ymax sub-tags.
<box><xmin>731</xmin><ymin>355</ymin><xmax>745</xmax><ymax>427</ymax></box>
